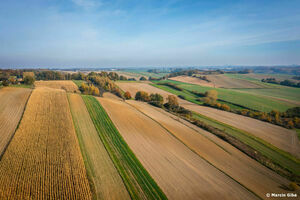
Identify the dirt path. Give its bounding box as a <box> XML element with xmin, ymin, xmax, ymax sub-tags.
<box><xmin>98</xmin><ymin>97</ymin><xmax>258</xmax><ymax>200</ymax></box>
<box><xmin>68</xmin><ymin>94</ymin><xmax>130</xmax><ymax>200</ymax></box>
<box><xmin>0</xmin><ymin>87</ymin><xmax>31</xmax><ymax>157</ymax></box>
<box><xmin>128</xmin><ymin>100</ymin><xmax>291</xmax><ymax>199</ymax></box>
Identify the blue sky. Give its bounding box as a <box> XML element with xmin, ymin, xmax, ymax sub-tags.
<box><xmin>0</xmin><ymin>0</ymin><xmax>299</xmax><ymax>68</ymax></box>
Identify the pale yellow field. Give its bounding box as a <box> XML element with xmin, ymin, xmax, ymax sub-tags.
<box><xmin>0</xmin><ymin>88</ymin><xmax>91</xmax><ymax>199</ymax></box>
<box><xmin>98</xmin><ymin>97</ymin><xmax>258</xmax><ymax>200</ymax></box>
<box><xmin>128</xmin><ymin>100</ymin><xmax>291</xmax><ymax>199</ymax></box>
<box><xmin>0</xmin><ymin>87</ymin><xmax>31</xmax><ymax>157</ymax></box>
<box><xmin>35</xmin><ymin>80</ymin><xmax>79</xmax><ymax>92</ymax></box>
<box><xmin>117</xmin><ymin>82</ymin><xmax>299</xmax><ymax>157</ymax></box>
<box><xmin>170</xmin><ymin>75</ymin><xmax>264</xmax><ymax>88</ymax></box>
<box><xmin>68</xmin><ymin>93</ymin><xmax>130</xmax><ymax>200</ymax></box>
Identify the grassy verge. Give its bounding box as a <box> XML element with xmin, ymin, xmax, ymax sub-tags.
<box><xmin>82</xmin><ymin>95</ymin><xmax>167</xmax><ymax>200</ymax></box>
<box><xmin>192</xmin><ymin>112</ymin><xmax>300</xmax><ymax>178</ymax></box>
<box><xmin>296</xmin><ymin>129</ymin><xmax>300</xmax><ymax>141</ymax></box>
<box><xmin>72</xmin><ymin>80</ymin><xmax>86</xmax><ymax>88</ymax></box>
<box><xmin>9</xmin><ymin>84</ymin><xmax>33</xmax><ymax>88</ymax></box>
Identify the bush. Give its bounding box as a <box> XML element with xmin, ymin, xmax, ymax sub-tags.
<box><xmin>220</xmin><ymin>104</ymin><xmax>230</xmax><ymax>111</ymax></box>
<box><xmin>24</xmin><ymin>76</ymin><xmax>35</xmax><ymax>85</ymax></box>
<box><xmin>139</xmin><ymin>76</ymin><xmax>147</xmax><ymax>81</ymax></box>
<box><xmin>135</xmin><ymin>91</ymin><xmax>150</xmax><ymax>102</ymax></box>
<box><xmin>288</xmin><ymin>182</ymin><xmax>299</xmax><ymax>191</ymax></box>
<box><xmin>150</xmin><ymin>93</ymin><xmax>164</xmax><ymax>107</ymax></box>
<box><xmin>124</xmin><ymin>91</ymin><xmax>131</xmax><ymax>100</ymax></box>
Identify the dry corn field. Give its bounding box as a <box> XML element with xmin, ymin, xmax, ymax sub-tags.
<box><xmin>0</xmin><ymin>87</ymin><xmax>92</xmax><ymax>199</ymax></box>
<box><xmin>35</xmin><ymin>80</ymin><xmax>80</xmax><ymax>93</ymax></box>
<box><xmin>0</xmin><ymin>87</ymin><xmax>31</xmax><ymax>157</ymax></box>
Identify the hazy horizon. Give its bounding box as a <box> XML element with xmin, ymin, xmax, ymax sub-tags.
<box><xmin>1</xmin><ymin>0</ymin><xmax>300</xmax><ymax>68</ymax></box>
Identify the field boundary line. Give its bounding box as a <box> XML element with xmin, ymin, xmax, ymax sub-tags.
<box><xmin>126</xmin><ymin>101</ymin><xmax>262</xmax><ymax>200</ymax></box>
<box><xmin>0</xmin><ymin>89</ymin><xmax>33</xmax><ymax>161</ymax></box>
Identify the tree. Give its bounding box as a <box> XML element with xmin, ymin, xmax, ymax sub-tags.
<box><xmin>135</xmin><ymin>91</ymin><xmax>150</xmax><ymax>102</ymax></box>
<box><xmin>139</xmin><ymin>76</ymin><xmax>147</xmax><ymax>81</ymax></box>
<box><xmin>205</xmin><ymin>90</ymin><xmax>218</xmax><ymax>103</ymax></box>
<box><xmin>220</xmin><ymin>104</ymin><xmax>230</xmax><ymax>111</ymax></box>
<box><xmin>150</xmin><ymin>93</ymin><xmax>164</xmax><ymax>107</ymax></box>
<box><xmin>24</xmin><ymin>76</ymin><xmax>35</xmax><ymax>85</ymax></box>
<box><xmin>124</xmin><ymin>91</ymin><xmax>131</xmax><ymax>100</ymax></box>
<box><xmin>167</xmin><ymin>95</ymin><xmax>179</xmax><ymax>107</ymax></box>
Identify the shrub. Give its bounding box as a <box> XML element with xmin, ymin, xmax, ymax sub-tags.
<box><xmin>150</xmin><ymin>93</ymin><xmax>164</xmax><ymax>107</ymax></box>
<box><xmin>124</xmin><ymin>91</ymin><xmax>131</xmax><ymax>100</ymax></box>
<box><xmin>135</xmin><ymin>91</ymin><xmax>150</xmax><ymax>102</ymax></box>
<box><xmin>220</xmin><ymin>104</ymin><xmax>230</xmax><ymax>111</ymax></box>
<box><xmin>24</xmin><ymin>76</ymin><xmax>35</xmax><ymax>85</ymax></box>
<box><xmin>139</xmin><ymin>76</ymin><xmax>147</xmax><ymax>81</ymax></box>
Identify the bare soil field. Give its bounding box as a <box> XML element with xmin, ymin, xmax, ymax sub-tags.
<box><xmin>35</xmin><ymin>80</ymin><xmax>80</xmax><ymax>92</ymax></box>
<box><xmin>128</xmin><ymin>100</ymin><xmax>290</xmax><ymax>199</ymax></box>
<box><xmin>170</xmin><ymin>75</ymin><xmax>264</xmax><ymax>88</ymax></box>
<box><xmin>117</xmin><ymin>82</ymin><xmax>300</xmax><ymax>157</ymax></box>
<box><xmin>98</xmin><ymin>97</ymin><xmax>258</xmax><ymax>200</ymax></box>
<box><xmin>68</xmin><ymin>93</ymin><xmax>130</xmax><ymax>200</ymax></box>
<box><xmin>0</xmin><ymin>87</ymin><xmax>31</xmax><ymax>157</ymax></box>
<box><xmin>184</xmin><ymin>104</ymin><xmax>300</xmax><ymax>158</ymax></box>
<box><xmin>0</xmin><ymin>88</ymin><xmax>91</xmax><ymax>199</ymax></box>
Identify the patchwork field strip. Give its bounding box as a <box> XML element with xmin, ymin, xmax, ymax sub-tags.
<box><xmin>0</xmin><ymin>87</ymin><xmax>92</xmax><ymax>199</ymax></box>
<box><xmin>0</xmin><ymin>87</ymin><xmax>31</xmax><ymax>157</ymax></box>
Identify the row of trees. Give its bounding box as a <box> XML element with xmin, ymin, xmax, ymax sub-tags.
<box><xmin>79</xmin><ymin>83</ymin><xmax>100</xmax><ymax>96</ymax></box>
<box><xmin>134</xmin><ymin>91</ymin><xmax>192</xmax><ymax>117</ymax></box>
<box><xmin>262</xmin><ymin>78</ymin><xmax>300</xmax><ymax>88</ymax></box>
<box><xmin>0</xmin><ymin>70</ymin><xmax>35</xmax><ymax>86</ymax></box>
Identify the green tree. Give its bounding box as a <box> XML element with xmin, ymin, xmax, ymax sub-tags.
<box><xmin>24</xmin><ymin>76</ymin><xmax>35</xmax><ymax>85</ymax></box>
<box><xmin>139</xmin><ymin>76</ymin><xmax>147</xmax><ymax>81</ymax></box>
<box><xmin>135</xmin><ymin>91</ymin><xmax>150</xmax><ymax>102</ymax></box>
<box><xmin>150</xmin><ymin>93</ymin><xmax>164</xmax><ymax>107</ymax></box>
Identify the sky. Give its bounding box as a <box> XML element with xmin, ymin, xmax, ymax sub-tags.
<box><xmin>0</xmin><ymin>0</ymin><xmax>300</xmax><ymax>68</ymax></box>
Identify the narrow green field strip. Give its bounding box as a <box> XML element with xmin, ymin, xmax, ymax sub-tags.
<box><xmin>67</xmin><ymin>93</ymin><xmax>130</xmax><ymax>200</ymax></box>
<box><xmin>192</xmin><ymin>112</ymin><xmax>300</xmax><ymax>176</ymax></box>
<box><xmin>82</xmin><ymin>95</ymin><xmax>167</xmax><ymax>200</ymax></box>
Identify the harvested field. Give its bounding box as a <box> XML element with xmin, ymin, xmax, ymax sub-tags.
<box><xmin>0</xmin><ymin>87</ymin><xmax>31</xmax><ymax>157</ymax></box>
<box><xmin>128</xmin><ymin>100</ymin><xmax>291</xmax><ymax>199</ymax></box>
<box><xmin>116</xmin><ymin>82</ymin><xmax>176</xmax><ymax>102</ymax></box>
<box><xmin>170</xmin><ymin>75</ymin><xmax>264</xmax><ymax>88</ymax></box>
<box><xmin>0</xmin><ymin>87</ymin><xmax>92</xmax><ymax>199</ymax></box>
<box><xmin>184</xmin><ymin>104</ymin><xmax>300</xmax><ymax>158</ymax></box>
<box><xmin>98</xmin><ymin>97</ymin><xmax>258</xmax><ymax>200</ymax></box>
<box><xmin>119</xmin><ymin>82</ymin><xmax>299</xmax><ymax>157</ymax></box>
<box><xmin>68</xmin><ymin>94</ymin><xmax>130</xmax><ymax>200</ymax></box>
<box><xmin>35</xmin><ymin>80</ymin><xmax>80</xmax><ymax>92</ymax></box>
<box><xmin>83</xmin><ymin>96</ymin><xmax>167</xmax><ymax>200</ymax></box>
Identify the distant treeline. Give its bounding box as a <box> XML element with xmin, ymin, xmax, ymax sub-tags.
<box><xmin>262</xmin><ymin>78</ymin><xmax>300</xmax><ymax>88</ymax></box>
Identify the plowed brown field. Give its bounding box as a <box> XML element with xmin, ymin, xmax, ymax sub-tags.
<box><xmin>128</xmin><ymin>100</ymin><xmax>290</xmax><ymax>199</ymax></box>
<box><xmin>0</xmin><ymin>88</ymin><xmax>92</xmax><ymax>199</ymax></box>
<box><xmin>68</xmin><ymin>93</ymin><xmax>130</xmax><ymax>200</ymax></box>
<box><xmin>35</xmin><ymin>80</ymin><xmax>79</xmax><ymax>92</ymax></box>
<box><xmin>0</xmin><ymin>87</ymin><xmax>31</xmax><ymax>157</ymax></box>
<box><xmin>116</xmin><ymin>82</ymin><xmax>299</xmax><ymax>157</ymax></box>
<box><xmin>98</xmin><ymin>97</ymin><xmax>258</xmax><ymax>200</ymax></box>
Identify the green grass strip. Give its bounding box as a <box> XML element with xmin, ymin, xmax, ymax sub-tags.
<box><xmin>82</xmin><ymin>95</ymin><xmax>167</xmax><ymax>200</ymax></box>
<box><xmin>192</xmin><ymin>112</ymin><xmax>300</xmax><ymax>175</ymax></box>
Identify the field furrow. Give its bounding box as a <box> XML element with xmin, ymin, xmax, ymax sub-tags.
<box><xmin>82</xmin><ymin>95</ymin><xmax>167</xmax><ymax>200</ymax></box>
<box><xmin>98</xmin><ymin>97</ymin><xmax>258</xmax><ymax>200</ymax></box>
<box><xmin>128</xmin><ymin>100</ymin><xmax>292</xmax><ymax>199</ymax></box>
<box><xmin>0</xmin><ymin>87</ymin><xmax>31</xmax><ymax>157</ymax></box>
<box><xmin>68</xmin><ymin>93</ymin><xmax>130</xmax><ymax>200</ymax></box>
<box><xmin>0</xmin><ymin>87</ymin><xmax>92</xmax><ymax>199</ymax></box>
